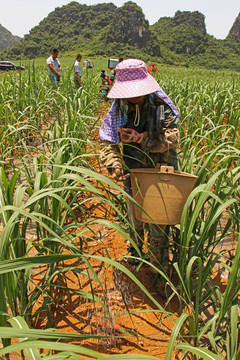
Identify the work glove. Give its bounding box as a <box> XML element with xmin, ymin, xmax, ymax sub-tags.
<box><xmin>149</xmin><ymin>128</ymin><xmax>180</xmax><ymax>153</ymax></box>
<box><xmin>111</xmin><ymin>161</ymin><xmax>130</xmax><ymax>182</ymax></box>
<box><xmin>164</xmin><ymin>128</ymin><xmax>180</xmax><ymax>145</ymax></box>
<box><xmin>118</xmin><ymin>128</ymin><xmax>144</xmax><ymax>144</ymax></box>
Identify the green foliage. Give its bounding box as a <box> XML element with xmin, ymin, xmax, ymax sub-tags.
<box><xmin>227</xmin><ymin>12</ymin><xmax>240</xmax><ymax>42</ymax></box>
<box><xmin>174</xmin><ymin>10</ymin><xmax>206</xmax><ymax>34</ymax></box>
<box><xmin>151</xmin><ymin>11</ymin><xmax>240</xmax><ymax>70</ymax></box>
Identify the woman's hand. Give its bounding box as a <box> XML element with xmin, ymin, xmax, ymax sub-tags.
<box><xmin>111</xmin><ymin>162</ymin><xmax>130</xmax><ymax>181</ymax></box>
<box><xmin>118</xmin><ymin>128</ymin><xmax>143</xmax><ymax>143</ymax></box>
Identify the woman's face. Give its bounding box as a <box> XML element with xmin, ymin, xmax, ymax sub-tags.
<box><xmin>127</xmin><ymin>95</ymin><xmax>146</xmax><ymax>104</ymax></box>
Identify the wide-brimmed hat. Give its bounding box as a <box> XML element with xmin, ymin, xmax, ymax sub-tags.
<box><xmin>107</xmin><ymin>59</ymin><xmax>160</xmax><ymax>99</ymax></box>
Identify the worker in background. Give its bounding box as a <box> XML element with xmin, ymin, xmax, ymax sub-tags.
<box><xmin>46</xmin><ymin>49</ymin><xmax>61</xmax><ymax>85</ymax></box>
<box><xmin>74</xmin><ymin>54</ymin><xmax>82</xmax><ymax>88</ymax></box>
<box><xmin>99</xmin><ymin>59</ymin><xmax>180</xmax><ymax>296</ymax></box>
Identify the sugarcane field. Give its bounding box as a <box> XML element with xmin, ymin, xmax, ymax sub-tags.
<box><xmin>0</xmin><ymin>55</ymin><xmax>239</xmax><ymax>360</ymax></box>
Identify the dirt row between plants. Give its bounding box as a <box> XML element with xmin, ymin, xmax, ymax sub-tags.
<box><xmin>29</xmin><ymin>188</ymin><xmax>181</xmax><ymax>360</ymax></box>
<box><xmin>21</xmin><ymin>102</ymin><xmax>180</xmax><ymax>360</ymax></box>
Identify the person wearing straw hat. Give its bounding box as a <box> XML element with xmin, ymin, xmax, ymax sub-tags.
<box><xmin>99</xmin><ymin>59</ymin><xmax>180</xmax><ymax>295</ymax></box>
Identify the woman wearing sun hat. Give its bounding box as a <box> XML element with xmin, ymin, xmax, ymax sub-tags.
<box><xmin>99</xmin><ymin>59</ymin><xmax>180</xmax><ymax>296</ymax></box>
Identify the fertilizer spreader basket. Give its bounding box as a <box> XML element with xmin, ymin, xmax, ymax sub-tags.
<box><xmin>130</xmin><ymin>165</ymin><xmax>198</xmax><ymax>225</ymax></box>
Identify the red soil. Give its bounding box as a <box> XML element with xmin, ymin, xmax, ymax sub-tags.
<box><xmin>27</xmin><ymin>98</ymin><xmax>182</xmax><ymax>358</ymax></box>
<box><xmin>9</xmin><ymin>102</ymin><xmax>236</xmax><ymax>360</ymax></box>
<box><xmin>29</xmin><ymin>184</ymin><xmax>181</xmax><ymax>360</ymax></box>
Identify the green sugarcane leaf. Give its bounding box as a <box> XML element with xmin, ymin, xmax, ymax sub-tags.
<box><xmin>8</xmin><ymin>316</ymin><xmax>41</xmax><ymax>360</ymax></box>
<box><xmin>0</xmin><ymin>340</ymin><xmax>105</xmax><ymax>359</ymax></box>
<box><xmin>165</xmin><ymin>313</ymin><xmax>189</xmax><ymax>360</ymax></box>
<box><xmin>44</xmin><ymin>352</ymin><xmax>85</xmax><ymax>360</ymax></box>
<box><xmin>176</xmin><ymin>343</ymin><xmax>222</xmax><ymax>360</ymax></box>
<box><xmin>104</xmin><ymin>355</ymin><xmax>160</xmax><ymax>359</ymax></box>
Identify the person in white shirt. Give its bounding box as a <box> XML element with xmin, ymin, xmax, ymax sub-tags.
<box><xmin>74</xmin><ymin>54</ymin><xmax>82</xmax><ymax>88</ymax></box>
<box><xmin>46</xmin><ymin>49</ymin><xmax>61</xmax><ymax>85</ymax></box>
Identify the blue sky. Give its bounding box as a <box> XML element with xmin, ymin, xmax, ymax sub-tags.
<box><xmin>1</xmin><ymin>0</ymin><xmax>239</xmax><ymax>39</ymax></box>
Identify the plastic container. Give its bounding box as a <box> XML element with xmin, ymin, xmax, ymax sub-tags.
<box><xmin>108</xmin><ymin>58</ymin><xmax>119</xmax><ymax>68</ymax></box>
<box><xmin>130</xmin><ymin>165</ymin><xmax>198</xmax><ymax>225</ymax></box>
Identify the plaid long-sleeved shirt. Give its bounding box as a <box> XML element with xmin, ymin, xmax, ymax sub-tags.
<box><xmin>99</xmin><ymin>88</ymin><xmax>179</xmax><ymax>144</ymax></box>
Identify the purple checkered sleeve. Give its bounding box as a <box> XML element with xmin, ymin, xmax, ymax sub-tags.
<box><xmin>99</xmin><ymin>100</ymin><xmax>125</xmax><ymax>144</ymax></box>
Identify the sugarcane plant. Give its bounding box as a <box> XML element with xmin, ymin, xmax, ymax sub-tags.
<box><xmin>0</xmin><ymin>59</ymin><xmax>239</xmax><ymax>360</ymax></box>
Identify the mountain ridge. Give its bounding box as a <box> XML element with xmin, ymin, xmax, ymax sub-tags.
<box><xmin>0</xmin><ymin>1</ymin><xmax>239</xmax><ymax>70</ymax></box>
<box><xmin>0</xmin><ymin>24</ymin><xmax>21</xmax><ymax>51</ymax></box>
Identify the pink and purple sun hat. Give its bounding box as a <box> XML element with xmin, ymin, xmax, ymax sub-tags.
<box><xmin>107</xmin><ymin>59</ymin><xmax>160</xmax><ymax>99</ymax></box>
